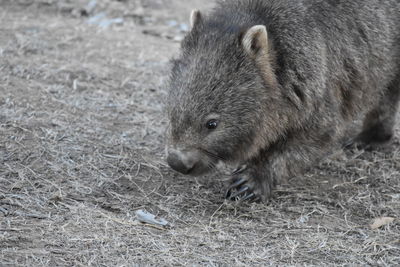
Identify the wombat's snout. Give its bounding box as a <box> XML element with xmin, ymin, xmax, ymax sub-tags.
<box><xmin>167</xmin><ymin>149</ymin><xmax>199</xmax><ymax>175</ymax></box>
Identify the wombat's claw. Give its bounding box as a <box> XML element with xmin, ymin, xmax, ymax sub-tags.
<box><xmin>343</xmin><ymin>137</ymin><xmax>368</xmax><ymax>150</ymax></box>
<box><xmin>342</xmin><ymin>138</ymin><xmax>355</xmax><ymax>149</ymax></box>
<box><xmin>226</xmin><ymin>177</ymin><xmax>246</xmax><ymax>191</ymax></box>
<box><xmin>225</xmin><ymin>178</ymin><xmax>259</xmax><ymax>202</ymax></box>
<box><xmin>225</xmin><ymin>177</ymin><xmax>246</xmax><ymax>199</ymax></box>
<box><xmin>343</xmin><ymin>137</ymin><xmax>372</xmax><ymax>150</ymax></box>
<box><xmin>228</xmin><ymin>186</ymin><xmax>249</xmax><ymax>199</ymax></box>
<box><xmin>241</xmin><ymin>193</ymin><xmax>259</xmax><ymax>202</ymax></box>
<box><xmin>232</xmin><ymin>165</ymin><xmax>247</xmax><ymax>175</ymax></box>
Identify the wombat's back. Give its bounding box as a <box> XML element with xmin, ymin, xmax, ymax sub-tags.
<box><xmin>211</xmin><ymin>0</ymin><xmax>400</xmax><ymax>118</ymax></box>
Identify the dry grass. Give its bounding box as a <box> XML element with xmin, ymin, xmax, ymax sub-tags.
<box><xmin>0</xmin><ymin>0</ymin><xmax>399</xmax><ymax>266</ymax></box>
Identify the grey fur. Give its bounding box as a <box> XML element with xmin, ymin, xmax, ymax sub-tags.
<box><xmin>165</xmin><ymin>0</ymin><xmax>400</xmax><ymax>202</ymax></box>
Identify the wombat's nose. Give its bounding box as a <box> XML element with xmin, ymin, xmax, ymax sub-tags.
<box><xmin>167</xmin><ymin>149</ymin><xmax>196</xmax><ymax>175</ymax></box>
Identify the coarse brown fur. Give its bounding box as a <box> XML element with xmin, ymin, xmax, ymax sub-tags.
<box><xmin>165</xmin><ymin>0</ymin><xmax>400</xmax><ymax>202</ymax></box>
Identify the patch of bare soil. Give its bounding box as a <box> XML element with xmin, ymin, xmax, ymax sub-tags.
<box><xmin>0</xmin><ymin>0</ymin><xmax>399</xmax><ymax>266</ymax></box>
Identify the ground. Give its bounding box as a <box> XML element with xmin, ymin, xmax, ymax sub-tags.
<box><xmin>0</xmin><ymin>0</ymin><xmax>399</xmax><ymax>266</ymax></box>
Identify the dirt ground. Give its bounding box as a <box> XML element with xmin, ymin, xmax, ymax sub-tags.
<box><xmin>0</xmin><ymin>0</ymin><xmax>399</xmax><ymax>266</ymax></box>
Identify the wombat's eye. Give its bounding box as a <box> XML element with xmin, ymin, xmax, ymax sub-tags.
<box><xmin>206</xmin><ymin>119</ymin><xmax>218</xmax><ymax>130</ymax></box>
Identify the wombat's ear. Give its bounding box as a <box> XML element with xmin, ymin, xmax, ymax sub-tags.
<box><xmin>241</xmin><ymin>25</ymin><xmax>269</xmax><ymax>58</ymax></box>
<box><xmin>242</xmin><ymin>25</ymin><xmax>277</xmax><ymax>86</ymax></box>
<box><xmin>190</xmin><ymin>9</ymin><xmax>202</xmax><ymax>30</ymax></box>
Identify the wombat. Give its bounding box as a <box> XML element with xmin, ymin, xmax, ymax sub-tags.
<box><xmin>165</xmin><ymin>0</ymin><xmax>400</xmax><ymax>202</ymax></box>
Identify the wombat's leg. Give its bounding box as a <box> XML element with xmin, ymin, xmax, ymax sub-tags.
<box><xmin>353</xmin><ymin>78</ymin><xmax>400</xmax><ymax>148</ymax></box>
<box><xmin>226</xmin><ymin>132</ymin><xmax>334</xmax><ymax>202</ymax></box>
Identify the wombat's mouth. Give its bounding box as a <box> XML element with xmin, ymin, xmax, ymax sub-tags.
<box><xmin>166</xmin><ymin>148</ymin><xmax>219</xmax><ymax>176</ymax></box>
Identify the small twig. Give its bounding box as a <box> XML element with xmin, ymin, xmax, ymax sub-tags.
<box><xmin>332</xmin><ymin>176</ymin><xmax>368</xmax><ymax>189</ymax></box>
<box><xmin>0</xmin><ymin>228</ymin><xmax>22</xmax><ymax>232</ymax></box>
<box><xmin>13</xmin><ymin>210</ymin><xmax>48</xmax><ymax>219</ymax></box>
<box><xmin>209</xmin><ymin>203</ymin><xmax>225</xmax><ymax>226</ymax></box>
<box><xmin>98</xmin><ymin>210</ymin><xmax>167</xmax><ymax>231</ymax></box>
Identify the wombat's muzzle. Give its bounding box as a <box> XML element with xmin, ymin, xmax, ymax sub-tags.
<box><xmin>166</xmin><ymin>149</ymin><xmax>200</xmax><ymax>175</ymax></box>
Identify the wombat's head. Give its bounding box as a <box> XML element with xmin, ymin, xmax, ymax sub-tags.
<box><xmin>165</xmin><ymin>10</ymin><xmax>281</xmax><ymax>176</ymax></box>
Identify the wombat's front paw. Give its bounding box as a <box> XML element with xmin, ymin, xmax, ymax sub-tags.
<box><xmin>225</xmin><ymin>167</ymin><xmax>273</xmax><ymax>203</ymax></box>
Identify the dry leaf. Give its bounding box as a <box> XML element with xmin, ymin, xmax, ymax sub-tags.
<box><xmin>370</xmin><ymin>217</ymin><xmax>395</xmax><ymax>229</ymax></box>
